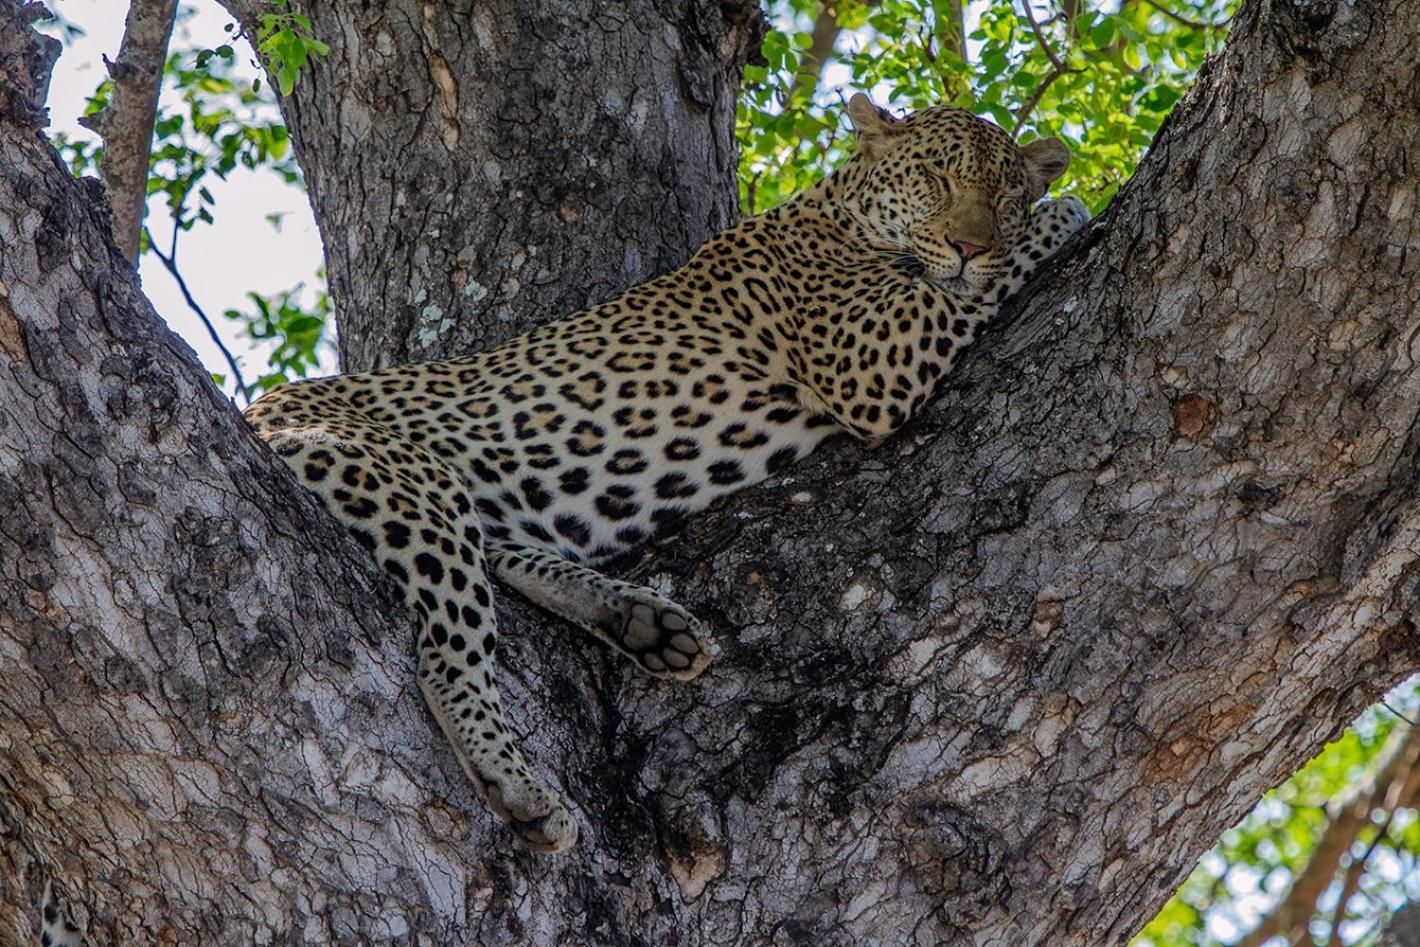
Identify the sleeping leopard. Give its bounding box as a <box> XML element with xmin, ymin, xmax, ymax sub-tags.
<box><xmin>242</xmin><ymin>93</ymin><xmax>1089</xmax><ymax>853</ymax></box>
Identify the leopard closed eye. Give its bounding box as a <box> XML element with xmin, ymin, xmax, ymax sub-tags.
<box><xmin>242</xmin><ymin>91</ymin><xmax>1089</xmax><ymax>852</ymax></box>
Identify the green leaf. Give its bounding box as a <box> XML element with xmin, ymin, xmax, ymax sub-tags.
<box><xmin>1090</xmin><ymin>17</ymin><xmax>1117</xmax><ymax>48</ymax></box>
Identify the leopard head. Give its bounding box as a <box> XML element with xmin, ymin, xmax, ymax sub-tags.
<box><xmin>839</xmin><ymin>93</ymin><xmax>1070</xmax><ymax>290</ymax></box>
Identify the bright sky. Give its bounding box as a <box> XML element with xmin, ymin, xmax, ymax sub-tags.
<box><xmin>40</xmin><ymin>0</ymin><xmax>333</xmax><ymax>398</ymax></box>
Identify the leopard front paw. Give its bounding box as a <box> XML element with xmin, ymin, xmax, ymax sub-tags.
<box><xmin>615</xmin><ymin>591</ymin><xmax>715</xmax><ymax>681</ymax></box>
<box><xmin>1041</xmin><ymin>194</ymin><xmax>1090</xmax><ymax>234</ymax></box>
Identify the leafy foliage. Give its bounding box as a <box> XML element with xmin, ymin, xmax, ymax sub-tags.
<box><xmin>146</xmin><ymin>44</ymin><xmax>300</xmax><ymax>237</ymax></box>
<box><xmin>252</xmin><ymin>0</ymin><xmax>330</xmax><ymax>97</ymax></box>
<box><xmin>740</xmin><ymin>0</ymin><xmax>1233</xmax><ymax>214</ymax></box>
<box><xmin>224</xmin><ymin>277</ymin><xmax>332</xmax><ymax>393</ymax></box>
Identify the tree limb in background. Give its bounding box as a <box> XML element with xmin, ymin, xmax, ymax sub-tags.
<box><xmin>787</xmin><ymin>2</ymin><xmax>843</xmax><ymax>105</ymax></box>
<box><xmin>77</xmin><ymin>0</ymin><xmax>177</xmax><ymax>263</ymax></box>
<box><xmin>1239</xmin><ymin>724</ymin><xmax>1420</xmax><ymax>947</ymax></box>
<box><xmin>1319</xmin><ymin>732</ymin><xmax>1420</xmax><ymax>945</ymax></box>
<box><xmin>1014</xmin><ymin>0</ymin><xmax>1081</xmax><ymax>133</ymax></box>
<box><xmin>1062</xmin><ymin>0</ymin><xmax>1085</xmax><ymax>41</ymax></box>
<box><xmin>917</xmin><ymin>0</ymin><xmax>969</xmax><ymax>101</ymax></box>
<box><xmin>939</xmin><ymin>0</ymin><xmax>966</xmax><ymax>61</ymax></box>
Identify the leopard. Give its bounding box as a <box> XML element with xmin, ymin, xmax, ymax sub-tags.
<box><xmin>240</xmin><ymin>93</ymin><xmax>1090</xmax><ymax>854</ymax></box>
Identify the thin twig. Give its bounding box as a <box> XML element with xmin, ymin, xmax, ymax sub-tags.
<box><xmin>1384</xmin><ymin>700</ymin><xmax>1418</xmax><ymax>726</ymax></box>
<box><xmin>1139</xmin><ymin>0</ymin><xmax>1231</xmax><ymax>31</ymax></box>
<box><xmin>1012</xmin><ymin>69</ymin><xmax>1067</xmax><ymax>135</ymax></box>
<box><xmin>1013</xmin><ymin>1</ymin><xmax>1082</xmax><ymax>135</ymax></box>
<box><xmin>1022</xmin><ymin>0</ymin><xmax>1069</xmax><ymax>72</ymax></box>
<box><xmin>143</xmin><ymin>225</ymin><xmax>251</xmax><ymax>402</ymax></box>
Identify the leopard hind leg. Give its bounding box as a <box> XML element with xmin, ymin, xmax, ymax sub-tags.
<box><xmin>251</xmin><ymin>416</ymin><xmax>577</xmax><ymax>852</ymax></box>
<box><xmin>487</xmin><ymin>544</ymin><xmax>714</xmax><ymax>680</ymax></box>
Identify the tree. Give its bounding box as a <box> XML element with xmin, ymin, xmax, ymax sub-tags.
<box><xmin>2</xmin><ymin>0</ymin><xmax>1419</xmax><ymax>945</ymax></box>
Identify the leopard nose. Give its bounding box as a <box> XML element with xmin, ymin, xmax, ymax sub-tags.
<box><xmin>952</xmin><ymin>241</ymin><xmax>988</xmax><ymax>260</ymax></box>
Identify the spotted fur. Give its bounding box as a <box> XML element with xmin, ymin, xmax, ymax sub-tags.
<box><xmin>242</xmin><ymin>94</ymin><xmax>1088</xmax><ymax>852</ymax></box>
<box><xmin>39</xmin><ymin>879</ymin><xmax>82</xmax><ymax>947</ymax></box>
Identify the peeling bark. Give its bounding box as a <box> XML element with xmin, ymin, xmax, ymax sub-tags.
<box><xmin>77</xmin><ymin>0</ymin><xmax>176</xmax><ymax>264</ymax></box>
<box><xmin>3</xmin><ymin>0</ymin><xmax>1420</xmax><ymax>945</ymax></box>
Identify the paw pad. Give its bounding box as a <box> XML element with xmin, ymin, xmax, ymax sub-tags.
<box><xmin>616</xmin><ymin>592</ymin><xmax>713</xmax><ymax>680</ymax></box>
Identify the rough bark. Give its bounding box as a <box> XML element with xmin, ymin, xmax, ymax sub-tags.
<box><xmin>3</xmin><ymin>0</ymin><xmax>1420</xmax><ymax>946</ymax></box>
<box><xmin>218</xmin><ymin>0</ymin><xmax>766</xmax><ymax>371</ymax></box>
<box><xmin>0</xmin><ymin>1</ymin><xmax>58</xmax><ymax>128</ymax></box>
<box><xmin>0</xmin><ymin>15</ymin><xmax>414</xmax><ymax>943</ymax></box>
<box><xmin>76</xmin><ymin>0</ymin><xmax>177</xmax><ymax>264</ymax></box>
<box><xmin>1385</xmin><ymin>904</ymin><xmax>1420</xmax><ymax>947</ymax></box>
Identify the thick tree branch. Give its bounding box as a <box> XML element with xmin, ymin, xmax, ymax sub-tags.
<box><xmin>76</xmin><ymin>0</ymin><xmax>176</xmax><ymax>264</ymax></box>
<box><xmin>216</xmin><ymin>0</ymin><xmax>768</xmax><ymax>369</ymax></box>
<box><xmin>3</xmin><ymin>0</ymin><xmax>1420</xmax><ymax>944</ymax></box>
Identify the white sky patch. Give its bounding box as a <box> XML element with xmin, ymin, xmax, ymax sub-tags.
<box><xmin>40</xmin><ymin>0</ymin><xmax>332</xmax><ymax>394</ymax></box>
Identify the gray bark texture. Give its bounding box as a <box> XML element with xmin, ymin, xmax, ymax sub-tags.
<box><xmin>218</xmin><ymin>0</ymin><xmax>765</xmax><ymax>372</ymax></box>
<box><xmin>1384</xmin><ymin>903</ymin><xmax>1420</xmax><ymax>947</ymax></box>
<box><xmin>2</xmin><ymin>0</ymin><xmax>1420</xmax><ymax>945</ymax></box>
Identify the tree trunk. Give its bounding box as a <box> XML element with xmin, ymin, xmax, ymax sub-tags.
<box><xmin>4</xmin><ymin>0</ymin><xmax>1420</xmax><ymax>945</ymax></box>
<box><xmin>218</xmin><ymin>0</ymin><xmax>765</xmax><ymax>371</ymax></box>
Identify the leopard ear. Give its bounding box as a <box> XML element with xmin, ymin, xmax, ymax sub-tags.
<box><xmin>1021</xmin><ymin>137</ymin><xmax>1071</xmax><ymax>199</ymax></box>
<box><xmin>847</xmin><ymin>93</ymin><xmax>905</xmax><ymax>161</ymax></box>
